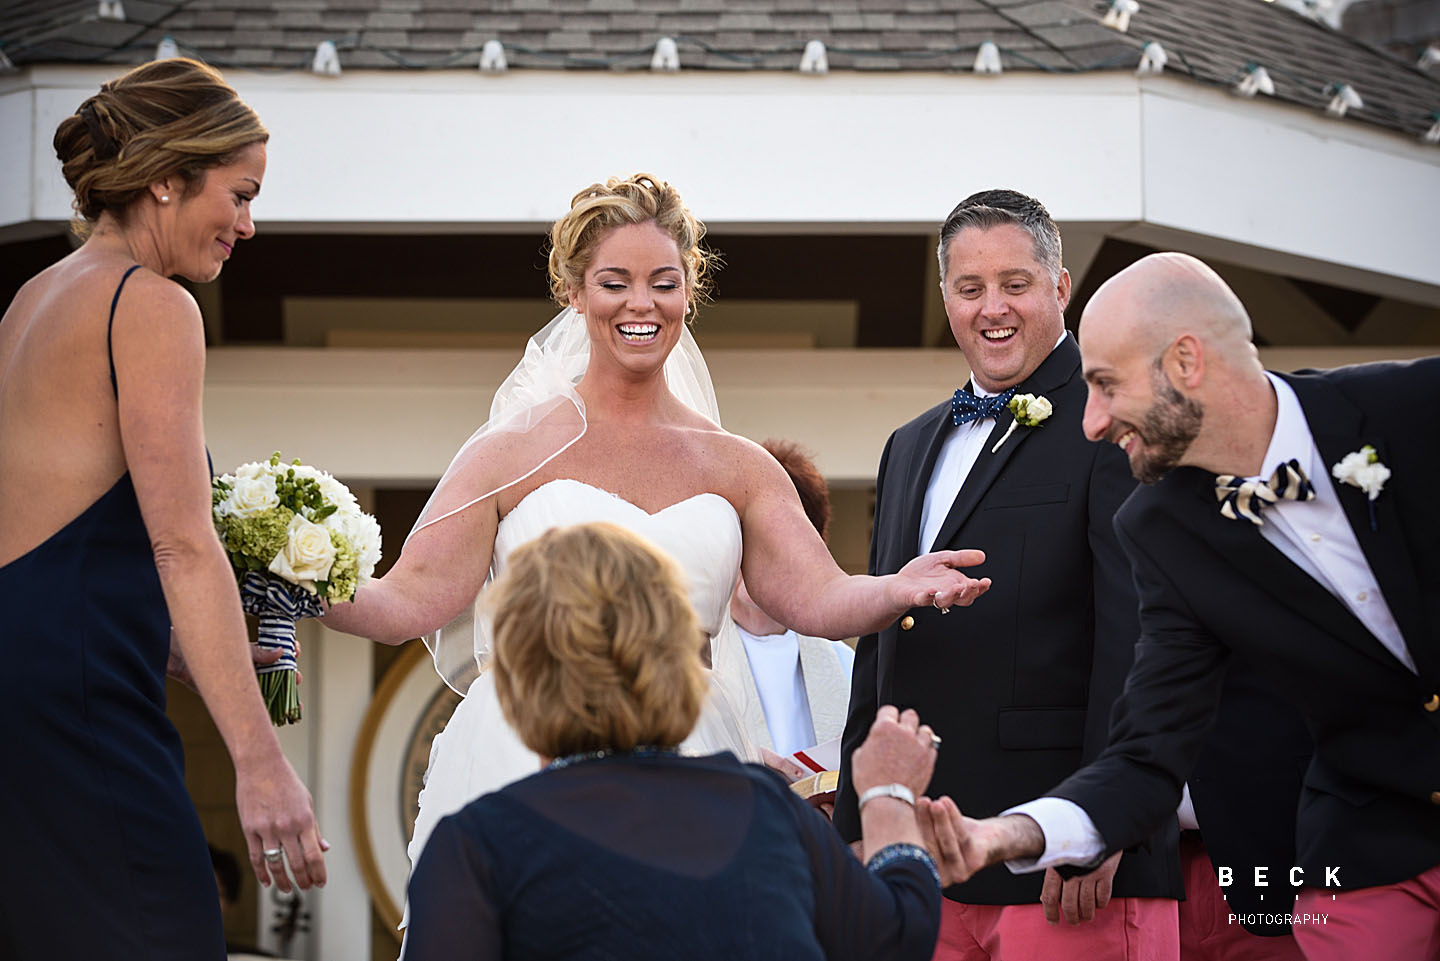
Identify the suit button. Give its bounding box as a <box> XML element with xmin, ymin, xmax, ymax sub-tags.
<box><xmin>1431</xmin><ymin>792</ymin><xmax>1440</xmax><ymax>806</ymax></box>
<box><xmin>900</xmin><ymin>616</ymin><xmax>915</xmax><ymax>631</ymax></box>
<box><xmin>1426</xmin><ymin>695</ymin><xmax>1439</xmax><ymax>713</ymax></box>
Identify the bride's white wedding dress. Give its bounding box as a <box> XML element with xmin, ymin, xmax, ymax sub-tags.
<box><xmin>406</xmin><ymin>478</ymin><xmax>757</xmax><ymax>875</ymax></box>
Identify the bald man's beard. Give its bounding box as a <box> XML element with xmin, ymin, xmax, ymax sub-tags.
<box><xmin>1131</xmin><ymin>367</ymin><xmax>1204</xmax><ymax>485</ymax></box>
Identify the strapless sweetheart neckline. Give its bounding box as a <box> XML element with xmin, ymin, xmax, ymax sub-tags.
<box><xmin>408</xmin><ymin>473</ymin><xmax>752</xmax><ymax>892</ymax></box>
<box><xmin>505</xmin><ymin>477</ymin><xmax>740</xmax><ymax>524</ymax></box>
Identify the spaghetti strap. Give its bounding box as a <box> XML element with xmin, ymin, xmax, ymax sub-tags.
<box><xmin>107</xmin><ymin>265</ymin><xmax>144</xmax><ymax>397</ymax></box>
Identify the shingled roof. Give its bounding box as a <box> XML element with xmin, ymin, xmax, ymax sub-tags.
<box><xmin>3</xmin><ymin>0</ymin><xmax>1438</xmax><ymax>139</ymax></box>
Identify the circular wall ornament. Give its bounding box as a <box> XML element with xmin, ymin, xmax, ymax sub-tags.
<box><xmin>349</xmin><ymin>642</ymin><xmax>461</xmax><ymax>940</ymax></box>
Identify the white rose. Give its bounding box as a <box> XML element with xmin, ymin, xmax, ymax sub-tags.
<box><xmin>224</xmin><ymin>473</ymin><xmax>279</xmax><ymax>518</ymax></box>
<box><xmin>1027</xmin><ymin>396</ymin><xmax>1054</xmax><ymax>421</ymax></box>
<box><xmin>269</xmin><ymin>514</ymin><xmax>337</xmax><ymax>590</ymax></box>
<box><xmin>234</xmin><ymin>461</ymin><xmax>268</xmax><ymax>481</ymax></box>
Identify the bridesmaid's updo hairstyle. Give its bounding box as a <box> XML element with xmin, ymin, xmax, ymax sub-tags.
<box><xmin>488</xmin><ymin>522</ymin><xmax>706</xmax><ymax>758</ymax></box>
<box><xmin>52</xmin><ymin>58</ymin><xmax>268</xmax><ymax>236</ymax></box>
<box><xmin>547</xmin><ymin>173</ymin><xmax>717</xmax><ymax>317</ymax></box>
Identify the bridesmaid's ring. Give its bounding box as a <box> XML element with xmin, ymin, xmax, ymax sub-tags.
<box><xmin>263</xmin><ymin>848</ymin><xmax>283</xmax><ymax>862</ymax></box>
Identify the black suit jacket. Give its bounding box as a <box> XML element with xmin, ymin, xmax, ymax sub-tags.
<box><xmin>1184</xmin><ymin>656</ymin><xmax>1312</xmax><ymax>933</ymax></box>
<box><xmin>836</xmin><ymin>334</ymin><xmax>1182</xmax><ymax>903</ymax></box>
<box><xmin>1052</xmin><ymin>358</ymin><xmax>1440</xmax><ymax>898</ymax></box>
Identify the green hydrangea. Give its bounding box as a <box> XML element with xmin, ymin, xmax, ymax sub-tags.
<box><xmin>324</xmin><ymin>531</ymin><xmax>360</xmax><ymax>602</ymax></box>
<box><xmin>218</xmin><ymin>506</ymin><xmax>295</xmax><ymax>571</ymax></box>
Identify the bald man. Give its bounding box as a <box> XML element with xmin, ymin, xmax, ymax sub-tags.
<box><xmin>916</xmin><ymin>253</ymin><xmax>1440</xmax><ymax>961</ymax></box>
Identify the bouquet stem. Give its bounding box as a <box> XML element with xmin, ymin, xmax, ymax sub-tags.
<box><xmin>259</xmin><ymin>669</ymin><xmax>302</xmax><ymax>725</ymax></box>
<box><xmin>241</xmin><ymin>572</ymin><xmax>322</xmax><ymax>727</ymax></box>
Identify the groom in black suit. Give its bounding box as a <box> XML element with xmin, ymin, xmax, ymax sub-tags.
<box><xmin>835</xmin><ymin>190</ymin><xmax>1182</xmax><ymax>960</ymax></box>
<box><xmin>920</xmin><ymin>252</ymin><xmax>1440</xmax><ymax>961</ymax></box>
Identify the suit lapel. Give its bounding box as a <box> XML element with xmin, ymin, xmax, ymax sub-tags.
<box><xmin>1284</xmin><ymin>373</ymin><xmax>1433</xmax><ymax>678</ymax></box>
<box><xmin>929</xmin><ymin>334</ymin><xmax>1081</xmax><ymax>551</ymax></box>
<box><xmin>1169</xmin><ymin>466</ymin><xmax>1405</xmax><ymax>674</ymax></box>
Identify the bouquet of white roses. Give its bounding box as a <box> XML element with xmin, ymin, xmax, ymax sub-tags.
<box><xmin>212</xmin><ymin>453</ymin><xmax>381</xmax><ymax>724</ymax></box>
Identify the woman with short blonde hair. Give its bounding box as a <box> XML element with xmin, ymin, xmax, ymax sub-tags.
<box><xmin>406</xmin><ymin>521</ymin><xmax>947</xmax><ymax>961</ymax></box>
<box><xmin>491</xmin><ymin>522</ymin><xmax>707</xmax><ymax>758</ymax></box>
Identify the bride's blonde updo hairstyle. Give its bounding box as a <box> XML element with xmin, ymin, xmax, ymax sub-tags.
<box><xmin>548</xmin><ymin>173</ymin><xmax>717</xmax><ymax>317</ymax></box>
<box><xmin>52</xmin><ymin>58</ymin><xmax>268</xmax><ymax>237</ymax></box>
<box><xmin>488</xmin><ymin>522</ymin><xmax>706</xmax><ymax>758</ymax></box>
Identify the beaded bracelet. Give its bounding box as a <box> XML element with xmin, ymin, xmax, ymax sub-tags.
<box><xmin>866</xmin><ymin>842</ymin><xmax>942</xmax><ymax>888</ymax></box>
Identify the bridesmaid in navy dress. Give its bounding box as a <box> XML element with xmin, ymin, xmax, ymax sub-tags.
<box><xmin>0</xmin><ymin>59</ymin><xmax>325</xmax><ymax>959</ymax></box>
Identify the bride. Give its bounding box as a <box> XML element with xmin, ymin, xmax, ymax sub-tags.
<box><xmin>324</xmin><ymin>173</ymin><xmax>991</xmax><ymax>881</ymax></box>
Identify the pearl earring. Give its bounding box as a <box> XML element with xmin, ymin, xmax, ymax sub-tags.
<box><xmin>160</xmin><ymin>195</ymin><xmax>169</xmax><ymax>203</ymax></box>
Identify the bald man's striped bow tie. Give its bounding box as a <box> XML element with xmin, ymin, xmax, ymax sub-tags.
<box><xmin>1214</xmin><ymin>459</ymin><xmax>1315</xmax><ymax>526</ymax></box>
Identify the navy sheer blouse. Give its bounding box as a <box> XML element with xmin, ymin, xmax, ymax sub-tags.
<box><xmin>404</xmin><ymin>751</ymin><xmax>939</xmax><ymax>961</ymax></box>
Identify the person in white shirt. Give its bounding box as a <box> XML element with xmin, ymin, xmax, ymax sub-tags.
<box><xmin>713</xmin><ymin>439</ymin><xmax>855</xmax><ymax>759</ymax></box>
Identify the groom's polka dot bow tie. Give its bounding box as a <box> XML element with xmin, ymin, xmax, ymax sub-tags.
<box><xmin>1214</xmin><ymin>459</ymin><xmax>1316</xmax><ymax>526</ymax></box>
<box><xmin>951</xmin><ymin>386</ymin><xmax>1016</xmax><ymax>427</ymax></box>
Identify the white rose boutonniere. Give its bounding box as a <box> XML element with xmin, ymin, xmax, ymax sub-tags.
<box><xmin>1331</xmin><ymin>445</ymin><xmax>1389</xmax><ymax>500</ymax></box>
<box><xmin>991</xmin><ymin>393</ymin><xmax>1054</xmax><ymax>454</ymax></box>
<box><xmin>1331</xmin><ymin>444</ymin><xmax>1390</xmax><ymax>531</ymax></box>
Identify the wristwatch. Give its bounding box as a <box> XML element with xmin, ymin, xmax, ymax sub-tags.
<box><xmin>857</xmin><ymin>783</ymin><xmax>916</xmax><ymax>812</ymax></box>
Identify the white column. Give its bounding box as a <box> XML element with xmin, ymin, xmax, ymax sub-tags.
<box><xmin>253</xmin><ymin>628</ymin><xmax>314</xmax><ymax>959</ymax></box>
<box><xmin>308</xmin><ymin>622</ymin><xmax>375</xmax><ymax>961</ymax></box>
<box><xmin>249</xmin><ymin>619</ymin><xmax>374</xmax><ymax>961</ymax></box>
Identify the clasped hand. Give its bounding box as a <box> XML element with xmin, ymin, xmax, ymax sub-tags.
<box><xmin>166</xmin><ymin>629</ymin><xmax>295</xmax><ymax>690</ymax></box>
<box><xmin>914</xmin><ymin>798</ymin><xmax>1047</xmax><ymax>890</ymax></box>
<box><xmin>914</xmin><ymin>799</ymin><xmax>1119</xmax><ymax>923</ymax></box>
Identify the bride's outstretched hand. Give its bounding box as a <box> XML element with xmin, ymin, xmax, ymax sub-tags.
<box><xmin>894</xmin><ymin>549</ymin><xmax>990</xmax><ymax>612</ymax></box>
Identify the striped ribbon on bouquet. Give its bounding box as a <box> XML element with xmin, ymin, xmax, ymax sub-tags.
<box><xmin>239</xmin><ymin>571</ymin><xmax>324</xmax><ymax>672</ymax></box>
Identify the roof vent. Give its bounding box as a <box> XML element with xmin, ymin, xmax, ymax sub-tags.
<box><xmin>1235</xmin><ymin>64</ymin><xmax>1274</xmax><ymax>97</ymax></box>
<box><xmin>1102</xmin><ymin>0</ymin><xmax>1139</xmax><ymax>33</ymax></box>
<box><xmin>974</xmin><ymin>41</ymin><xmax>1001</xmax><ymax>74</ymax></box>
<box><xmin>480</xmin><ymin>39</ymin><xmax>507</xmax><ymax>73</ymax></box>
<box><xmin>800</xmin><ymin>40</ymin><xmax>828</xmax><ymax>74</ymax></box>
<box><xmin>312</xmin><ymin>40</ymin><xmax>341</xmax><ymax>77</ymax></box>
<box><xmin>1325</xmin><ymin>82</ymin><xmax>1362</xmax><ymax>117</ymax></box>
<box><xmin>1137</xmin><ymin>41</ymin><xmax>1166</xmax><ymax>75</ymax></box>
<box><xmin>651</xmin><ymin>37</ymin><xmax>679</xmax><ymax>72</ymax></box>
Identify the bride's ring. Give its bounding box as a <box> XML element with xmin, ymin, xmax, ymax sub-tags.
<box><xmin>930</xmin><ymin>733</ymin><xmax>943</xmax><ymax>750</ymax></box>
<box><xmin>263</xmin><ymin>848</ymin><xmax>283</xmax><ymax>862</ymax></box>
